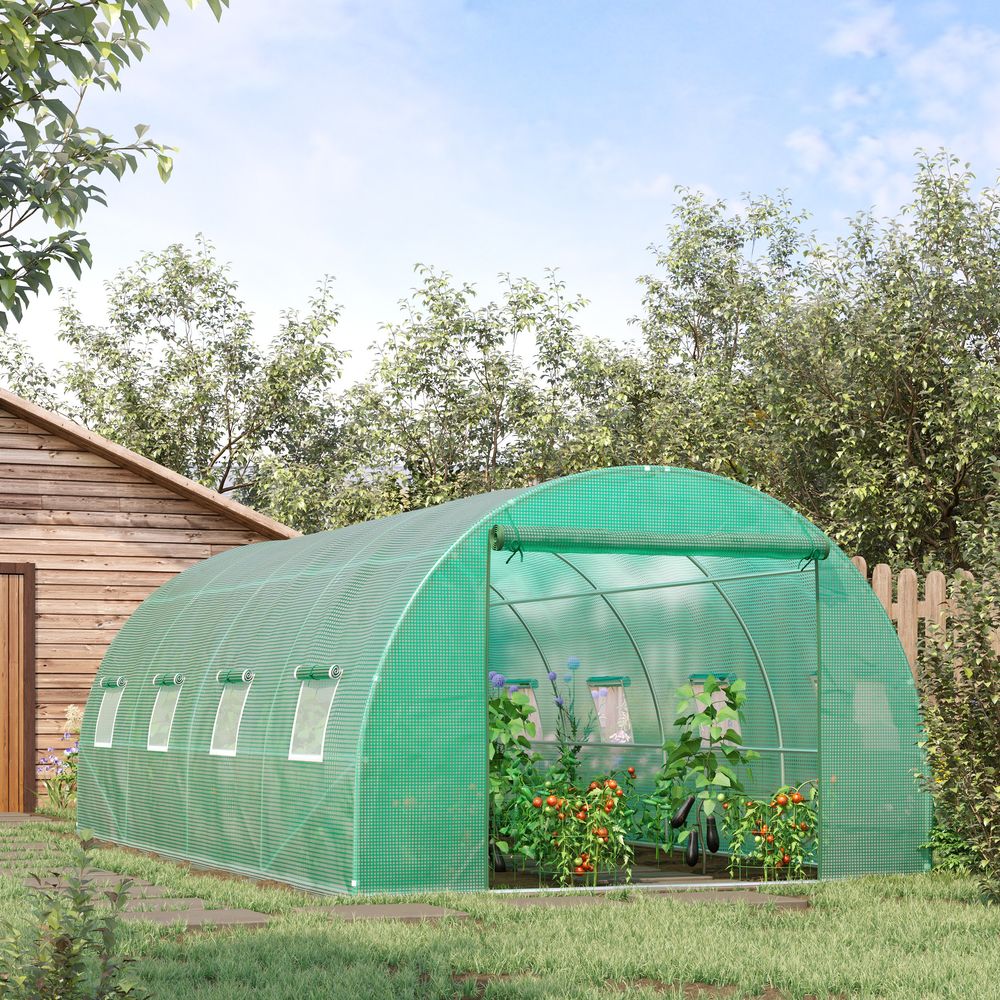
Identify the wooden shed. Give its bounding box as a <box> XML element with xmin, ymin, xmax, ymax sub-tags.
<box><xmin>0</xmin><ymin>387</ymin><xmax>296</xmax><ymax>812</ymax></box>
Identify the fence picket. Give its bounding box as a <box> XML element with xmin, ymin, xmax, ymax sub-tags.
<box><xmin>850</xmin><ymin>558</ymin><xmax>977</xmax><ymax>679</ymax></box>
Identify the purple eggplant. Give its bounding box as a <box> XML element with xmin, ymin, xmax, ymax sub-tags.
<box><xmin>685</xmin><ymin>828</ymin><xmax>700</xmax><ymax>867</ymax></box>
<box><xmin>706</xmin><ymin>816</ymin><xmax>720</xmax><ymax>853</ymax></box>
<box><xmin>671</xmin><ymin>795</ymin><xmax>696</xmax><ymax>829</ymax></box>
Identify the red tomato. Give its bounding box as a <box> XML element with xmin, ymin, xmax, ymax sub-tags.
<box><xmin>606</xmin><ymin>779</ymin><xmax>618</xmax><ymax>790</ymax></box>
<box><xmin>532</xmin><ymin>797</ymin><xmax>542</xmax><ymax>808</ymax></box>
<box><xmin>800</xmin><ymin>822</ymin><xmax>809</xmax><ymax>832</ymax></box>
<box><xmin>557</xmin><ymin>812</ymin><xmax>565</xmax><ymax>820</ymax></box>
<box><xmin>775</xmin><ymin>794</ymin><xmax>789</xmax><ymax>807</ymax></box>
<box><xmin>782</xmin><ymin>854</ymin><xmax>791</xmax><ymax>864</ymax></box>
<box><xmin>766</xmin><ymin>834</ymin><xmax>775</xmax><ymax>844</ymax></box>
<box><xmin>588</xmin><ymin>782</ymin><xmax>599</xmax><ymax>791</ymax></box>
<box><xmin>546</xmin><ymin>795</ymin><xmax>559</xmax><ymax>807</ymax></box>
<box><xmin>596</xmin><ymin>827</ymin><xmax>608</xmax><ymax>838</ymax></box>
<box><xmin>791</xmin><ymin>792</ymin><xmax>804</xmax><ymax>804</ymax></box>
<box><xmin>627</xmin><ymin>767</ymin><xmax>636</xmax><ymax>777</ymax></box>
<box><xmin>615</xmin><ymin>789</ymin><xmax>623</xmax><ymax>797</ymax></box>
<box><xmin>575</xmin><ymin>866</ymin><xmax>585</xmax><ymax>875</ymax></box>
<box><xmin>581</xmin><ymin>852</ymin><xmax>589</xmax><ymax>862</ymax></box>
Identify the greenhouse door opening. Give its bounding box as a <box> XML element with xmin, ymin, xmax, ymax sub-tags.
<box><xmin>485</xmin><ymin>526</ymin><xmax>824</xmax><ymax>879</ymax></box>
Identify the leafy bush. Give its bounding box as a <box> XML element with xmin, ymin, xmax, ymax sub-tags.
<box><xmin>922</xmin><ymin>819</ymin><xmax>980</xmax><ymax>875</ymax></box>
<box><xmin>0</xmin><ymin>839</ymin><xmax>147</xmax><ymax>1000</ymax></box>
<box><xmin>917</xmin><ymin>570</ymin><xmax>1000</xmax><ymax>899</ymax></box>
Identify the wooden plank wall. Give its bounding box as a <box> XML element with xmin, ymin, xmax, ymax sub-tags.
<box><xmin>0</xmin><ymin>408</ymin><xmax>271</xmax><ymax>792</ymax></box>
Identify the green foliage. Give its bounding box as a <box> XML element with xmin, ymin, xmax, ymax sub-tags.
<box><xmin>922</xmin><ymin>819</ymin><xmax>980</xmax><ymax>875</ymax></box>
<box><xmin>487</xmin><ymin>682</ymin><xmax>538</xmax><ymax>862</ymax></box>
<box><xmin>0</xmin><ymin>0</ymin><xmax>228</xmax><ymax>329</ymax></box>
<box><xmin>917</xmin><ymin>556</ymin><xmax>1000</xmax><ymax>900</ymax></box>
<box><xmin>0</xmin><ymin>838</ymin><xmax>147</xmax><ymax>999</ymax></box>
<box><xmin>54</xmin><ymin>239</ymin><xmax>344</xmax><ymax>530</ymax></box>
<box><xmin>334</xmin><ymin>265</ymin><xmax>586</xmax><ymax>520</ymax></box>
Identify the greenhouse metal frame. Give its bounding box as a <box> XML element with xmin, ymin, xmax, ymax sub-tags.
<box><xmin>78</xmin><ymin>466</ymin><xmax>931</xmax><ymax>894</ymax></box>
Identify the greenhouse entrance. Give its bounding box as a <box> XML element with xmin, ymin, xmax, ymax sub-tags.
<box><xmin>484</xmin><ymin>525</ymin><xmax>825</xmax><ymax>887</ymax></box>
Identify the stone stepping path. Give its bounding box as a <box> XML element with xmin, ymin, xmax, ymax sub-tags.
<box><xmin>292</xmin><ymin>903</ymin><xmax>467</xmax><ymax>923</ymax></box>
<box><xmin>0</xmin><ymin>813</ymin><xmax>45</xmax><ymax>825</ymax></box>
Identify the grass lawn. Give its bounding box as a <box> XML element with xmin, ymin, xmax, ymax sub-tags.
<box><xmin>1</xmin><ymin>819</ymin><xmax>998</xmax><ymax>1000</ymax></box>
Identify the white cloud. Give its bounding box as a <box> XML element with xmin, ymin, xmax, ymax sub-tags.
<box><xmin>826</xmin><ymin>2</ymin><xmax>900</xmax><ymax>58</ymax></box>
<box><xmin>830</xmin><ymin>84</ymin><xmax>877</xmax><ymax>110</ymax></box>
<box><xmin>785</xmin><ymin>128</ymin><xmax>832</xmax><ymax>173</ymax></box>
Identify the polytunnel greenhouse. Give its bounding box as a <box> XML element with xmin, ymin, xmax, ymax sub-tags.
<box><xmin>78</xmin><ymin>466</ymin><xmax>931</xmax><ymax>894</ymax></box>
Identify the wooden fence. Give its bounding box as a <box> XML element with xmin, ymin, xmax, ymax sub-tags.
<box><xmin>850</xmin><ymin>557</ymin><xmax>973</xmax><ymax>677</ymax></box>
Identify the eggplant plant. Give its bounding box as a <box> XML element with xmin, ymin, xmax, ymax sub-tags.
<box><xmin>644</xmin><ymin>674</ymin><xmax>758</xmax><ymax>862</ymax></box>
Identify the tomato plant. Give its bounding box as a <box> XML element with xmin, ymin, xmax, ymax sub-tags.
<box><xmin>722</xmin><ymin>781</ymin><xmax>818</xmax><ymax>880</ymax></box>
<box><xmin>504</xmin><ymin>770</ymin><xmax>639</xmax><ymax>885</ymax></box>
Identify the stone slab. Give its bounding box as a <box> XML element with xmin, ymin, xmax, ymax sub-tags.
<box><xmin>121</xmin><ymin>907</ymin><xmax>271</xmax><ymax>928</ymax></box>
<box><xmin>0</xmin><ymin>814</ymin><xmax>45</xmax><ymax>824</ymax></box>
<box><xmin>293</xmin><ymin>903</ymin><xmax>468</xmax><ymax>922</ymax></box>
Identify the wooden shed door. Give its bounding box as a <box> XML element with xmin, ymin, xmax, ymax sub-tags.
<box><xmin>0</xmin><ymin>569</ymin><xmax>34</xmax><ymax>812</ymax></box>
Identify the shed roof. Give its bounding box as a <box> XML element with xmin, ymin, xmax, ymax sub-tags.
<box><xmin>0</xmin><ymin>387</ymin><xmax>296</xmax><ymax>539</ymax></box>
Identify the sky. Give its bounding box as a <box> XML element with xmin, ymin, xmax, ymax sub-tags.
<box><xmin>14</xmin><ymin>0</ymin><xmax>1000</xmax><ymax>379</ymax></box>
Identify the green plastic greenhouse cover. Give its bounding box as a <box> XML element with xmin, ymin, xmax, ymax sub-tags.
<box><xmin>77</xmin><ymin>465</ymin><xmax>930</xmax><ymax>896</ymax></box>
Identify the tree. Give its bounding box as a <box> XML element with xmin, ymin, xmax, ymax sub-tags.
<box><xmin>56</xmin><ymin>239</ymin><xmax>344</xmax><ymax>529</ymax></box>
<box><xmin>334</xmin><ymin>266</ymin><xmax>586</xmax><ymax>522</ymax></box>
<box><xmin>0</xmin><ymin>0</ymin><xmax>228</xmax><ymax>330</ymax></box>
<box><xmin>634</xmin><ymin>153</ymin><xmax>1000</xmax><ymax>571</ymax></box>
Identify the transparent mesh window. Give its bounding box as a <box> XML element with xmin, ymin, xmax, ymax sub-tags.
<box><xmin>94</xmin><ymin>687</ymin><xmax>124</xmax><ymax>748</ymax></box>
<box><xmin>691</xmin><ymin>679</ymin><xmax>742</xmax><ymax>746</ymax></box>
<box><xmin>589</xmin><ymin>683</ymin><xmax>633</xmax><ymax>744</ymax></box>
<box><xmin>210</xmin><ymin>681</ymin><xmax>252</xmax><ymax>757</ymax></box>
<box><xmin>147</xmin><ymin>686</ymin><xmax>182</xmax><ymax>752</ymax></box>
<box><xmin>289</xmin><ymin>677</ymin><xmax>341</xmax><ymax>762</ymax></box>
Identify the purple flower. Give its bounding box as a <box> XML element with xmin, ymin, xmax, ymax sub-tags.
<box><xmin>490</xmin><ymin>672</ymin><xmax>506</xmax><ymax>689</ymax></box>
<box><xmin>555</xmin><ymin>696</ymin><xmax>564</xmax><ymax>708</ymax></box>
<box><xmin>547</xmin><ymin>671</ymin><xmax>557</xmax><ymax>682</ymax></box>
<box><xmin>508</xmin><ymin>684</ymin><xmax>519</xmax><ymax>693</ymax></box>
<box><xmin>567</xmin><ymin>657</ymin><xmax>580</xmax><ymax>670</ymax></box>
